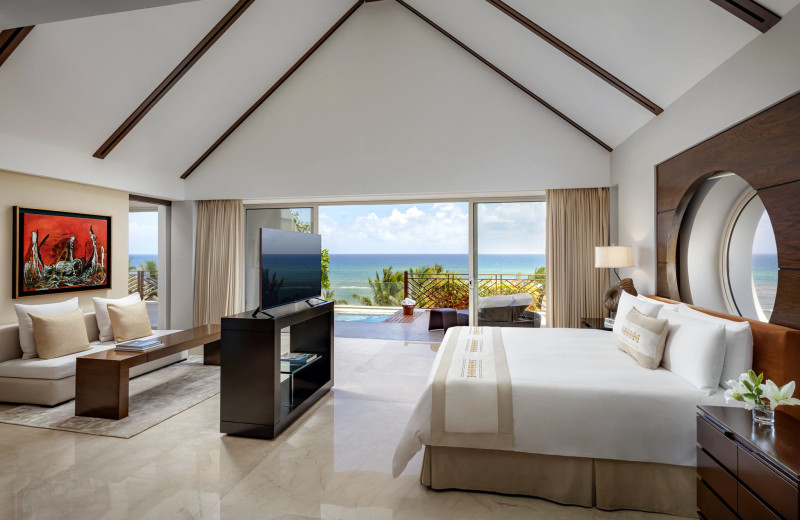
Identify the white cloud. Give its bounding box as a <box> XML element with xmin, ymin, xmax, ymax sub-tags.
<box><xmin>321</xmin><ymin>204</ymin><xmax>468</xmax><ymax>254</ymax></box>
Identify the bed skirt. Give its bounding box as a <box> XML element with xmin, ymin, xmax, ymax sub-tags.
<box><xmin>420</xmin><ymin>446</ymin><xmax>697</xmax><ymax>518</ymax></box>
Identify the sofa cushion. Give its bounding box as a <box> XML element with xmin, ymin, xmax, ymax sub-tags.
<box><xmin>0</xmin><ymin>330</ymin><xmax>178</xmax><ymax>380</ymax></box>
<box><xmin>93</xmin><ymin>293</ymin><xmax>141</xmax><ymax>342</ymax></box>
<box><xmin>14</xmin><ymin>298</ymin><xmax>79</xmax><ymax>359</ymax></box>
<box><xmin>29</xmin><ymin>308</ymin><xmax>91</xmax><ymax>360</ymax></box>
<box><xmin>108</xmin><ymin>301</ymin><xmax>152</xmax><ymax>343</ymax></box>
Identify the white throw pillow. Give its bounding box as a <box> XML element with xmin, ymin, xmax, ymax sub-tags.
<box><xmin>676</xmin><ymin>304</ymin><xmax>753</xmax><ymax>385</ymax></box>
<box><xmin>14</xmin><ymin>297</ymin><xmax>79</xmax><ymax>359</ymax></box>
<box><xmin>658</xmin><ymin>308</ymin><xmax>726</xmax><ymax>394</ymax></box>
<box><xmin>93</xmin><ymin>293</ymin><xmax>141</xmax><ymax>342</ymax></box>
<box><xmin>613</xmin><ymin>291</ymin><xmax>662</xmax><ymax>336</ymax></box>
<box><xmin>638</xmin><ymin>294</ymin><xmax>679</xmax><ymax>312</ymax></box>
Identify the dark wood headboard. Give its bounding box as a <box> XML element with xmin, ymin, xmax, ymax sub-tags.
<box><xmin>654</xmin><ymin>91</ymin><xmax>800</xmax><ymax>330</ymax></box>
<box><xmin>647</xmin><ymin>295</ymin><xmax>800</xmax><ymax>421</ymax></box>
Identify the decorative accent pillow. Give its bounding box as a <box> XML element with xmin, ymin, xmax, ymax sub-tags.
<box><xmin>616</xmin><ymin>307</ymin><xmax>669</xmax><ymax>369</ymax></box>
<box><xmin>658</xmin><ymin>308</ymin><xmax>727</xmax><ymax>394</ymax></box>
<box><xmin>93</xmin><ymin>293</ymin><xmax>141</xmax><ymax>342</ymax></box>
<box><xmin>613</xmin><ymin>291</ymin><xmax>662</xmax><ymax>336</ymax></box>
<box><xmin>107</xmin><ymin>301</ymin><xmax>153</xmax><ymax>343</ymax></box>
<box><xmin>676</xmin><ymin>303</ymin><xmax>753</xmax><ymax>384</ymax></box>
<box><xmin>28</xmin><ymin>308</ymin><xmax>91</xmax><ymax>360</ymax></box>
<box><xmin>14</xmin><ymin>297</ymin><xmax>79</xmax><ymax>359</ymax></box>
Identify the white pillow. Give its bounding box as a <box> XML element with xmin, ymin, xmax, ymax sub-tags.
<box><xmin>676</xmin><ymin>304</ymin><xmax>753</xmax><ymax>385</ymax></box>
<box><xmin>14</xmin><ymin>297</ymin><xmax>79</xmax><ymax>359</ymax></box>
<box><xmin>613</xmin><ymin>291</ymin><xmax>663</xmax><ymax>336</ymax></box>
<box><xmin>658</xmin><ymin>308</ymin><xmax>726</xmax><ymax>394</ymax></box>
<box><xmin>638</xmin><ymin>294</ymin><xmax>679</xmax><ymax>312</ymax></box>
<box><xmin>93</xmin><ymin>293</ymin><xmax>141</xmax><ymax>342</ymax></box>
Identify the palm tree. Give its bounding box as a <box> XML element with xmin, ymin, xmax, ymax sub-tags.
<box><xmin>137</xmin><ymin>259</ymin><xmax>158</xmax><ymax>276</ymax></box>
<box><xmin>352</xmin><ymin>267</ymin><xmax>404</xmax><ymax>306</ymax></box>
<box><xmin>408</xmin><ymin>263</ymin><xmax>446</xmax><ymax>275</ymax></box>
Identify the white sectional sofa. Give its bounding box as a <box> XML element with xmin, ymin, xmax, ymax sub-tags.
<box><xmin>0</xmin><ymin>312</ymin><xmax>187</xmax><ymax>406</ymax></box>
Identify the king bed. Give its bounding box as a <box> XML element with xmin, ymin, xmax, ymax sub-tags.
<box><xmin>392</xmin><ymin>296</ymin><xmax>800</xmax><ymax>517</ymax></box>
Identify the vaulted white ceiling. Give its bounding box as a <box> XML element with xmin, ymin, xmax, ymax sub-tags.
<box><xmin>0</xmin><ymin>0</ymin><xmax>796</xmax><ymax>200</ymax></box>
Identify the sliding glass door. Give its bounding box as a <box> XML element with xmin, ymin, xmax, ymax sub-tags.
<box><xmin>470</xmin><ymin>200</ymin><xmax>547</xmax><ymax>327</ymax></box>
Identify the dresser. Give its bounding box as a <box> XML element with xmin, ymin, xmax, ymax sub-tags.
<box><xmin>696</xmin><ymin>405</ymin><xmax>800</xmax><ymax>520</ymax></box>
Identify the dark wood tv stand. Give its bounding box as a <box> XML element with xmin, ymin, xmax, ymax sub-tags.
<box><xmin>220</xmin><ymin>300</ymin><xmax>333</xmax><ymax>439</ymax></box>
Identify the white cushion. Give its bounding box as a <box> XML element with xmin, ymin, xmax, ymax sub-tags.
<box><xmin>14</xmin><ymin>298</ymin><xmax>79</xmax><ymax>360</ymax></box>
<box><xmin>478</xmin><ymin>295</ymin><xmax>514</xmax><ymax>309</ymax></box>
<box><xmin>0</xmin><ymin>330</ymin><xmax>179</xmax><ymax>380</ymax></box>
<box><xmin>658</xmin><ymin>308</ymin><xmax>726</xmax><ymax>394</ymax></box>
<box><xmin>93</xmin><ymin>293</ymin><xmax>141</xmax><ymax>342</ymax></box>
<box><xmin>613</xmin><ymin>291</ymin><xmax>662</xmax><ymax>336</ymax></box>
<box><xmin>638</xmin><ymin>294</ymin><xmax>679</xmax><ymax>312</ymax></box>
<box><xmin>676</xmin><ymin>304</ymin><xmax>753</xmax><ymax>384</ymax></box>
<box><xmin>510</xmin><ymin>293</ymin><xmax>534</xmax><ymax>306</ymax></box>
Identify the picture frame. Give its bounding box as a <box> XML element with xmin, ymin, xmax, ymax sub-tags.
<box><xmin>13</xmin><ymin>207</ymin><xmax>112</xmax><ymax>298</ymax></box>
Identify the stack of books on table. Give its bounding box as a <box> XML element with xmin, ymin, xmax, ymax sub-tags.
<box><xmin>115</xmin><ymin>338</ymin><xmax>164</xmax><ymax>352</ymax></box>
<box><xmin>280</xmin><ymin>352</ymin><xmax>319</xmax><ymax>372</ymax></box>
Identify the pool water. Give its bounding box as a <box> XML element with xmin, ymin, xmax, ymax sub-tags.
<box><xmin>334</xmin><ymin>313</ymin><xmax>388</xmax><ymax>323</ymax></box>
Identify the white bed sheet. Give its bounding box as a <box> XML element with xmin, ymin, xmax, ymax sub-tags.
<box><xmin>393</xmin><ymin>327</ymin><xmax>734</xmax><ymax>477</ymax></box>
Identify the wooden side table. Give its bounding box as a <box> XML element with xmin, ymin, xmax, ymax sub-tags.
<box><xmin>696</xmin><ymin>405</ymin><xmax>800</xmax><ymax>519</ymax></box>
<box><xmin>580</xmin><ymin>317</ymin><xmax>612</xmax><ymax>330</ymax></box>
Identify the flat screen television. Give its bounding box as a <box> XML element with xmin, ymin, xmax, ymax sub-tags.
<box><xmin>259</xmin><ymin>228</ymin><xmax>322</xmax><ymax>310</ymax></box>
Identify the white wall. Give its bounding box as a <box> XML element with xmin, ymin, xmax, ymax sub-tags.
<box><xmin>611</xmin><ymin>5</ymin><xmax>800</xmax><ymax>293</ymax></box>
<box><xmin>185</xmin><ymin>0</ymin><xmax>610</xmax><ymax>201</ymax></box>
<box><xmin>0</xmin><ymin>169</ymin><xmax>129</xmax><ymax>325</ymax></box>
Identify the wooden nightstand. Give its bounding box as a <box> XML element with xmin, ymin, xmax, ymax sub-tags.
<box><xmin>580</xmin><ymin>317</ymin><xmax>612</xmax><ymax>330</ymax></box>
<box><xmin>696</xmin><ymin>405</ymin><xmax>800</xmax><ymax>520</ymax></box>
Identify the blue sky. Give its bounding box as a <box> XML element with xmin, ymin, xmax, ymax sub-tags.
<box><xmin>129</xmin><ymin>211</ymin><xmax>158</xmax><ymax>254</ymax></box>
<box><xmin>319</xmin><ymin>202</ymin><xmax>546</xmax><ymax>255</ymax></box>
<box><xmin>753</xmin><ymin>210</ymin><xmax>777</xmax><ymax>255</ymax></box>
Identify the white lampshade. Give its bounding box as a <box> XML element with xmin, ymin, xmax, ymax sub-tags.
<box><xmin>595</xmin><ymin>246</ymin><xmax>634</xmax><ymax>268</ymax></box>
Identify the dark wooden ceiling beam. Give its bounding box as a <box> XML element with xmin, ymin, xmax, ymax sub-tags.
<box><xmin>181</xmin><ymin>0</ymin><xmax>364</xmax><ymax>180</ymax></box>
<box><xmin>93</xmin><ymin>0</ymin><xmax>255</xmax><ymax>159</ymax></box>
<box><xmin>395</xmin><ymin>0</ymin><xmax>612</xmax><ymax>152</ymax></box>
<box><xmin>0</xmin><ymin>26</ymin><xmax>34</xmax><ymax>68</ymax></box>
<box><xmin>708</xmin><ymin>0</ymin><xmax>780</xmax><ymax>32</ymax></box>
<box><xmin>485</xmin><ymin>0</ymin><xmax>663</xmax><ymax>116</ymax></box>
<box><xmin>129</xmin><ymin>194</ymin><xmax>172</xmax><ymax>206</ymax></box>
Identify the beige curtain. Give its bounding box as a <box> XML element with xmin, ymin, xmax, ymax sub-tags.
<box><xmin>546</xmin><ymin>188</ymin><xmax>610</xmax><ymax>328</ymax></box>
<box><xmin>194</xmin><ymin>200</ymin><xmax>244</xmax><ymax>326</ymax></box>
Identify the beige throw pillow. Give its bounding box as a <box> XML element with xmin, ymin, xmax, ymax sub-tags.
<box><xmin>107</xmin><ymin>301</ymin><xmax>153</xmax><ymax>343</ymax></box>
<box><xmin>28</xmin><ymin>308</ymin><xmax>91</xmax><ymax>360</ymax></box>
<box><xmin>616</xmin><ymin>307</ymin><xmax>669</xmax><ymax>369</ymax></box>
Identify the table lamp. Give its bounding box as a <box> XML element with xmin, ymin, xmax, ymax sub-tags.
<box><xmin>595</xmin><ymin>246</ymin><xmax>636</xmax><ymax>317</ymax></box>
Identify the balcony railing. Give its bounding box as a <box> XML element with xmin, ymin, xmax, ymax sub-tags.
<box><xmin>128</xmin><ymin>271</ymin><xmax>158</xmax><ymax>301</ymax></box>
<box><xmin>404</xmin><ymin>271</ymin><xmax>546</xmax><ymax>312</ymax></box>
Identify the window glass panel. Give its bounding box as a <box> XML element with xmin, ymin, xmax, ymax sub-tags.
<box><xmin>245</xmin><ymin>208</ymin><xmax>313</xmax><ymax>310</ymax></box>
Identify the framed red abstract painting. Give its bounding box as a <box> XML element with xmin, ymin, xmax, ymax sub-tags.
<box><xmin>13</xmin><ymin>207</ymin><xmax>112</xmax><ymax>298</ymax></box>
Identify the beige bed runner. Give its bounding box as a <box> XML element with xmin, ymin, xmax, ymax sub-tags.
<box><xmin>430</xmin><ymin>326</ymin><xmax>513</xmax><ymax>450</ymax></box>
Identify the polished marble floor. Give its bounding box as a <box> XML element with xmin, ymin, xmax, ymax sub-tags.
<box><xmin>0</xmin><ymin>338</ymin><xmax>680</xmax><ymax>520</ymax></box>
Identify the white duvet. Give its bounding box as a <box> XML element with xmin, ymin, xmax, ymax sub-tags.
<box><xmin>393</xmin><ymin>327</ymin><xmax>732</xmax><ymax>477</ymax></box>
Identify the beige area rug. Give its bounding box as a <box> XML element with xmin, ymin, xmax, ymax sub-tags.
<box><xmin>0</xmin><ymin>356</ymin><xmax>219</xmax><ymax>439</ymax></box>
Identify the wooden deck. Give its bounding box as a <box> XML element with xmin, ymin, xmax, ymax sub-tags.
<box><xmin>383</xmin><ymin>310</ymin><xmax>426</xmax><ymax>324</ymax></box>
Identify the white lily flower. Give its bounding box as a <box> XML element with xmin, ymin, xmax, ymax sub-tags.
<box><xmin>763</xmin><ymin>380</ymin><xmax>800</xmax><ymax>410</ymax></box>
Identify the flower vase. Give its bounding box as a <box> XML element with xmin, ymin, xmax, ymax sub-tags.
<box><xmin>752</xmin><ymin>404</ymin><xmax>775</xmax><ymax>427</ymax></box>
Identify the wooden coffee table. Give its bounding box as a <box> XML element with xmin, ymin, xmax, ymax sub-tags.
<box><xmin>75</xmin><ymin>324</ymin><xmax>221</xmax><ymax>420</ymax></box>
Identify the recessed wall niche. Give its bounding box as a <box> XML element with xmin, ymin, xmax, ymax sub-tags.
<box><xmin>655</xmin><ymin>91</ymin><xmax>800</xmax><ymax>329</ymax></box>
<box><xmin>678</xmin><ymin>173</ymin><xmax>777</xmax><ymax>322</ymax></box>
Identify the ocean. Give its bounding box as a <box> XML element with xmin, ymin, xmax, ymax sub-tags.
<box><xmin>129</xmin><ymin>254</ymin><xmax>158</xmax><ymax>272</ymax></box>
<box><xmin>752</xmin><ymin>253</ymin><xmax>778</xmax><ymax>312</ymax></box>
<box><xmin>329</xmin><ymin>254</ymin><xmax>545</xmax><ymax>304</ymax></box>
<box><xmin>129</xmin><ymin>251</ymin><xmax>779</xmax><ymax>311</ymax></box>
